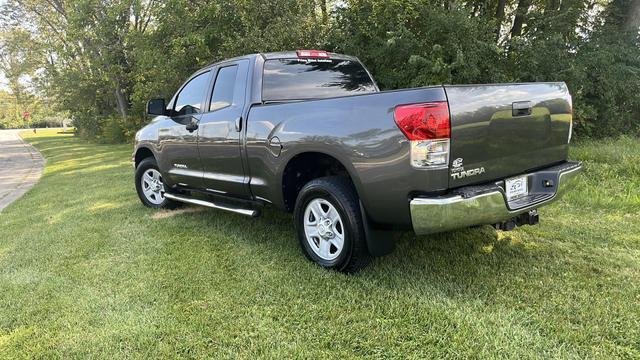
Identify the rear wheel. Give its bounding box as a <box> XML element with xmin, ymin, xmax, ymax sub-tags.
<box><xmin>135</xmin><ymin>157</ymin><xmax>179</xmax><ymax>209</ymax></box>
<box><xmin>294</xmin><ymin>176</ymin><xmax>371</xmax><ymax>273</ymax></box>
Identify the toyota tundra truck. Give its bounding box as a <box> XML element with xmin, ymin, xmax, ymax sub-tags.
<box><xmin>133</xmin><ymin>50</ymin><xmax>582</xmax><ymax>272</ymax></box>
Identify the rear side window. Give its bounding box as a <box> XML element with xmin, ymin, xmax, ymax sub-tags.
<box><xmin>210</xmin><ymin>65</ymin><xmax>238</xmax><ymax>111</ymax></box>
<box><xmin>174</xmin><ymin>71</ymin><xmax>210</xmax><ymax>116</ymax></box>
<box><xmin>262</xmin><ymin>58</ymin><xmax>376</xmax><ymax>101</ymax></box>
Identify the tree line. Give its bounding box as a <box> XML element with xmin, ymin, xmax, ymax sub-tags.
<box><xmin>0</xmin><ymin>0</ymin><xmax>638</xmax><ymax>140</ymax></box>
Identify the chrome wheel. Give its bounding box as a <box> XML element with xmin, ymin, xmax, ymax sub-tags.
<box><xmin>303</xmin><ymin>198</ymin><xmax>345</xmax><ymax>261</ymax></box>
<box><xmin>141</xmin><ymin>168</ymin><xmax>165</xmax><ymax>205</ymax></box>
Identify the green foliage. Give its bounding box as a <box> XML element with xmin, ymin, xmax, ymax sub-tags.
<box><xmin>0</xmin><ymin>90</ymin><xmax>62</xmax><ymax>129</ymax></box>
<box><xmin>72</xmin><ymin>115</ymin><xmax>140</xmax><ymax>143</ymax></box>
<box><xmin>0</xmin><ymin>28</ymin><xmax>53</xmax><ymax>129</ymax></box>
<box><xmin>100</xmin><ymin>117</ymin><xmax>127</xmax><ymax>144</ymax></box>
<box><xmin>1</xmin><ymin>0</ymin><xmax>639</xmax><ymax>141</ymax></box>
<box><xmin>330</xmin><ymin>1</ymin><xmax>508</xmax><ymax>88</ymax></box>
<box><xmin>501</xmin><ymin>4</ymin><xmax>640</xmax><ymax>137</ymax></box>
<box><xmin>570</xmin><ymin>32</ymin><xmax>640</xmax><ymax>137</ymax></box>
<box><xmin>72</xmin><ymin>114</ymin><xmax>103</xmax><ymax>140</ymax></box>
<box><xmin>0</xmin><ymin>27</ymin><xmax>41</xmax><ymax>101</ymax></box>
<box><xmin>128</xmin><ymin>0</ymin><xmax>327</xmax><ymax>117</ymax></box>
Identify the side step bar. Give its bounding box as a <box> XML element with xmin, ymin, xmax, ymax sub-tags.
<box><xmin>164</xmin><ymin>193</ymin><xmax>260</xmax><ymax>217</ymax></box>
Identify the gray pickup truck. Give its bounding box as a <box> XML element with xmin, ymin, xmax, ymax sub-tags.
<box><xmin>134</xmin><ymin>50</ymin><xmax>581</xmax><ymax>272</ymax></box>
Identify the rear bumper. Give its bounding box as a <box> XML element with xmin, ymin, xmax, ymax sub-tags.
<box><xmin>410</xmin><ymin>161</ymin><xmax>582</xmax><ymax>235</ymax></box>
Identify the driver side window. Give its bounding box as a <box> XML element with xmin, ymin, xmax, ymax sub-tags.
<box><xmin>174</xmin><ymin>71</ymin><xmax>210</xmax><ymax>116</ymax></box>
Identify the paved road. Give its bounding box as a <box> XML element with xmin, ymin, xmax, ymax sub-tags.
<box><xmin>0</xmin><ymin>130</ymin><xmax>45</xmax><ymax>213</ymax></box>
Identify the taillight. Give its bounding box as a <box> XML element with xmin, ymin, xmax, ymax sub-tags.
<box><xmin>296</xmin><ymin>50</ymin><xmax>330</xmax><ymax>58</ymax></box>
<box><xmin>394</xmin><ymin>102</ymin><xmax>451</xmax><ymax>169</ymax></box>
<box><xmin>394</xmin><ymin>102</ymin><xmax>450</xmax><ymax>140</ymax></box>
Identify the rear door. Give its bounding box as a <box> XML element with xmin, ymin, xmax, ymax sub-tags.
<box><xmin>197</xmin><ymin>60</ymin><xmax>251</xmax><ymax>198</ymax></box>
<box><xmin>445</xmin><ymin>83</ymin><xmax>572</xmax><ymax>188</ymax></box>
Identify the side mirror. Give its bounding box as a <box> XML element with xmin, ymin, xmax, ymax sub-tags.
<box><xmin>147</xmin><ymin>99</ymin><xmax>166</xmax><ymax>116</ymax></box>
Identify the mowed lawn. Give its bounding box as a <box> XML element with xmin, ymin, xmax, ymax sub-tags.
<box><xmin>1</xmin><ymin>129</ymin><xmax>638</xmax><ymax>358</ymax></box>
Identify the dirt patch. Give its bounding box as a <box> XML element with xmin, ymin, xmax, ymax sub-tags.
<box><xmin>151</xmin><ymin>206</ymin><xmax>205</xmax><ymax>219</ymax></box>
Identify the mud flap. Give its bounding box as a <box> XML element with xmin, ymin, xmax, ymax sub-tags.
<box><xmin>359</xmin><ymin>201</ymin><xmax>396</xmax><ymax>257</ymax></box>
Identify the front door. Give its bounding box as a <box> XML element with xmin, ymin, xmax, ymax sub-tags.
<box><xmin>197</xmin><ymin>60</ymin><xmax>251</xmax><ymax>198</ymax></box>
<box><xmin>157</xmin><ymin>70</ymin><xmax>212</xmax><ymax>188</ymax></box>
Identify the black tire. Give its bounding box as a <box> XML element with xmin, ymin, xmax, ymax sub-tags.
<box><xmin>294</xmin><ymin>176</ymin><xmax>372</xmax><ymax>273</ymax></box>
<box><xmin>135</xmin><ymin>157</ymin><xmax>179</xmax><ymax>209</ymax></box>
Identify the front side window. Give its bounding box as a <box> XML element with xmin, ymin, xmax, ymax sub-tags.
<box><xmin>262</xmin><ymin>58</ymin><xmax>377</xmax><ymax>102</ymax></box>
<box><xmin>174</xmin><ymin>71</ymin><xmax>210</xmax><ymax>116</ymax></box>
<box><xmin>210</xmin><ymin>65</ymin><xmax>238</xmax><ymax>112</ymax></box>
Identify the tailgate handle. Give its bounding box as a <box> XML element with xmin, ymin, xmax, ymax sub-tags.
<box><xmin>512</xmin><ymin>101</ymin><xmax>532</xmax><ymax>116</ymax></box>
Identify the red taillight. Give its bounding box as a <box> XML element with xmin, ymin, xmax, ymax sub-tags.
<box><xmin>393</xmin><ymin>102</ymin><xmax>450</xmax><ymax>140</ymax></box>
<box><xmin>296</xmin><ymin>50</ymin><xmax>330</xmax><ymax>58</ymax></box>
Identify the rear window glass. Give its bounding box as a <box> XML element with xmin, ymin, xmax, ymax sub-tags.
<box><xmin>210</xmin><ymin>65</ymin><xmax>238</xmax><ymax>111</ymax></box>
<box><xmin>262</xmin><ymin>58</ymin><xmax>376</xmax><ymax>101</ymax></box>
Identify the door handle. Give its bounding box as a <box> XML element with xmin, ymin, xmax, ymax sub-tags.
<box><xmin>512</xmin><ymin>101</ymin><xmax>532</xmax><ymax>116</ymax></box>
<box><xmin>185</xmin><ymin>118</ymin><xmax>198</xmax><ymax>132</ymax></box>
<box><xmin>234</xmin><ymin>117</ymin><xmax>242</xmax><ymax>132</ymax></box>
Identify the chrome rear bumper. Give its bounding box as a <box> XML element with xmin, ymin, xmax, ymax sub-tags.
<box><xmin>410</xmin><ymin>161</ymin><xmax>582</xmax><ymax>235</ymax></box>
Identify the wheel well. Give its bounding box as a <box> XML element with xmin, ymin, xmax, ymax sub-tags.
<box><xmin>282</xmin><ymin>152</ymin><xmax>352</xmax><ymax>212</ymax></box>
<box><xmin>134</xmin><ymin>147</ymin><xmax>154</xmax><ymax>168</ymax></box>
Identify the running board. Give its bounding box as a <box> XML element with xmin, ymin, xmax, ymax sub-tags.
<box><xmin>164</xmin><ymin>193</ymin><xmax>259</xmax><ymax>217</ymax></box>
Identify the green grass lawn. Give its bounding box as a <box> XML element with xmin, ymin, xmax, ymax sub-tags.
<box><xmin>1</xmin><ymin>129</ymin><xmax>639</xmax><ymax>358</ymax></box>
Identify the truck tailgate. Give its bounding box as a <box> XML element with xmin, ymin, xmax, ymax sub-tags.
<box><xmin>444</xmin><ymin>83</ymin><xmax>572</xmax><ymax>188</ymax></box>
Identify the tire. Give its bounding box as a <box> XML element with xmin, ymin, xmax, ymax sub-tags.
<box><xmin>135</xmin><ymin>157</ymin><xmax>179</xmax><ymax>209</ymax></box>
<box><xmin>294</xmin><ymin>176</ymin><xmax>372</xmax><ymax>273</ymax></box>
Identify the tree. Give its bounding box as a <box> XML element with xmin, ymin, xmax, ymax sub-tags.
<box><xmin>608</xmin><ymin>0</ymin><xmax>640</xmax><ymax>32</ymax></box>
<box><xmin>0</xmin><ymin>0</ymin><xmax>637</xmax><ymax>139</ymax></box>
<box><xmin>0</xmin><ymin>29</ymin><xmax>41</xmax><ymax>111</ymax></box>
<box><xmin>495</xmin><ymin>0</ymin><xmax>507</xmax><ymax>41</ymax></box>
<box><xmin>510</xmin><ymin>0</ymin><xmax>530</xmax><ymax>38</ymax></box>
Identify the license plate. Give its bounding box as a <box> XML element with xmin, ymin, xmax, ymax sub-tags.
<box><xmin>505</xmin><ymin>176</ymin><xmax>528</xmax><ymax>200</ymax></box>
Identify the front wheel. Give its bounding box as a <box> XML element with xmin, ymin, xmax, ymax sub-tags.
<box><xmin>294</xmin><ymin>176</ymin><xmax>371</xmax><ymax>273</ymax></box>
<box><xmin>135</xmin><ymin>157</ymin><xmax>179</xmax><ymax>209</ymax></box>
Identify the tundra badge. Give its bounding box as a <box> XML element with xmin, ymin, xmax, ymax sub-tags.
<box><xmin>450</xmin><ymin>157</ymin><xmax>486</xmax><ymax>179</ymax></box>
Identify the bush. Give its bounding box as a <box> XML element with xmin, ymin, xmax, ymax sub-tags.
<box><xmin>72</xmin><ymin>115</ymin><xmax>102</xmax><ymax>140</ymax></box>
<box><xmin>30</xmin><ymin>118</ymin><xmax>66</xmax><ymax>128</ymax></box>
<box><xmin>100</xmin><ymin>117</ymin><xmax>127</xmax><ymax>144</ymax></box>
<box><xmin>73</xmin><ymin>116</ymin><xmax>141</xmax><ymax>144</ymax></box>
